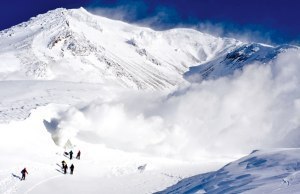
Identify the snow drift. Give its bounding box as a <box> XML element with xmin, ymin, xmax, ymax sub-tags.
<box><xmin>158</xmin><ymin>148</ymin><xmax>300</xmax><ymax>193</ymax></box>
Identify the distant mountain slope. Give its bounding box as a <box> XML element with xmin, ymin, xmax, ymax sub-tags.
<box><xmin>184</xmin><ymin>43</ymin><xmax>299</xmax><ymax>82</ymax></box>
<box><xmin>157</xmin><ymin>149</ymin><xmax>300</xmax><ymax>194</ymax></box>
<box><xmin>0</xmin><ymin>81</ymin><xmax>113</xmax><ymax>123</ymax></box>
<box><xmin>0</xmin><ymin>8</ymin><xmax>240</xmax><ymax>90</ymax></box>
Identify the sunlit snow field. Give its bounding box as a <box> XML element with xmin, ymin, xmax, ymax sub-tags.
<box><xmin>2</xmin><ymin>49</ymin><xmax>300</xmax><ymax>193</ymax></box>
<box><xmin>0</xmin><ymin>82</ymin><xmax>227</xmax><ymax>194</ymax></box>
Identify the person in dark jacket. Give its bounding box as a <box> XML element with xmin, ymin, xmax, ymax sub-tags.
<box><xmin>70</xmin><ymin>164</ymin><xmax>74</xmax><ymax>175</ymax></box>
<box><xmin>69</xmin><ymin>150</ymin><xmax>73</xmax><ymax>160</ymax></box>
<box><xmin>21</xmin><ymin>168</ymin><xmax>28</xmax><ymax>180</ymax></box>
<box><xmin>63</xmin><ymin>163</ymin><xmax>68</xmax><ymax>174</ymax></box>
<box><xmin>61</xmin><ymin>160</ymin><xmax>66</xmax><ymax>169</ymax></box>
<box><xmin>76</xmin><ymin>150</ymin><xmax>81</xmax><ymax>160</ymax></box>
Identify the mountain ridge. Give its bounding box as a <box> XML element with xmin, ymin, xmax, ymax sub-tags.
<box><xmin>0</xmin><ymin>7</ymin><xmax>241</xmax><ymax>90</ymax></box>
<box><xmin>0</xmin><ymin>7</ymin><xmax>298</xmax><ymax>90</ymax></box>
<box><xmin>185</xmin><ymin>43</ymin><xmax>299</xmax><ymax>82</ymax></box>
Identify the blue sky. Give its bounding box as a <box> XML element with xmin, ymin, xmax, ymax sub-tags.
<box><xmin>1</xmin><ymin>0</ymin><xmax>299</xmax><ymax>44</ymax></box>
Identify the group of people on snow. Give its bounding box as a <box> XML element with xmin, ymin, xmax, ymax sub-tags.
<box><xmin>61</xmin><ymin>160</ymin><xmax>75</xmax><ymax>174</ymax></box>
<box><xmin>61</xmin><ymin>150</ymin><xmax>81</xmax><ymax>175</ymax></box>
<box><xmin>65</xmin><ymin>150</ymin><xmax>81</xmax><ymax>160</ymax></box>
<box><xmin>19</xmin><ymin>150</ymin><xmax>81</xmax><ymax>180</ymax></box>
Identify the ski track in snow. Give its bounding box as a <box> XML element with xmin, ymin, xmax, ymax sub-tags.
<box><xmin>0</xmin><ymin>171</ymin><xmax>18</xmax><ymax>194</ymax></box>
<box><xmin>25</xmin><ymin>175</ymin><xmax>63</xmax><ymax>194</ymax></box>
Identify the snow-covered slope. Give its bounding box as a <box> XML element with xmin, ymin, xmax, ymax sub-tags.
<box><xmin>185</xmin><ymin>43</ymin><xmax>299</xmax><ymax>82</ymax></box>
<box><xmin>0</xmin><ymin>97</ymin><xmax>225</xmax><ymax>194</ymax></box>
<box><xmin>0</xmin><ymin>81</ymin><xmax>117</xmax><ymax>123</ymax></box>
<box><xmin>0</xmin><ymin>7</ymin><xmax>241</xmax><ymax>90</ymax></box>
<box><xmin>158</xmin><ymin>149</ymin><xmax>300</xmax><ymax>194</ymax></box>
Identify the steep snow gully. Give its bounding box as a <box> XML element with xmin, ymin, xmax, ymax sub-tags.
<box><xmin>1</xmin><ymin>7</ymin><xmax>300</xmax><ymax>194</ymax></box>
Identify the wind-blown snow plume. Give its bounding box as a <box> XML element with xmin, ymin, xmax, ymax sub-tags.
<box><xmin>46</xmin><ymin>48</ymin><xmax>300</xmax><ymax>161</ymax></box>
<box><xmin>39</xmin><ymin>47</ymin><xmax>300</xmax><ymax>162</ymax></box>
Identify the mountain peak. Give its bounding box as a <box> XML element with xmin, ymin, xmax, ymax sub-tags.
<box><xmin>0</xmin><ymin>8</ymin><xmax>244</xmax><ymax>90</ymax></box>
<box><xmin>1</xmin><ymin>8</ymin><xmax>294</xmax><ymax>90</ymax></box>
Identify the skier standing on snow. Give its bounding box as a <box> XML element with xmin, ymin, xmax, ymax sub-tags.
<box><xmin>63</xmin><ymin>163</ymin><xmax>68</xmax><ymax>174</ymax></box>
<box><xmin>69</xmin><ymin>150</ymin><xmax>73</xmax><ymax>160</ymax></box>
<box><xmin>70</xmin><ymin>164</ymin><xmax>74</xmax><ymax>175</ymax></box>
<box><xmin>21</xmin><ymin>168</ymin><xmax>28</xmax><ymax>180</ymax></box>
<box><xmin>76</xmin><ymin>150</ymin><xmax>81</xmax><ymax>160</ymax></box>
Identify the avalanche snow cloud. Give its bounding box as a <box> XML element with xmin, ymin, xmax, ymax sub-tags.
<box><xmin>47</xmin><ymin>50</ymin><xmax>300</xmax><ymax>160</ymax></box>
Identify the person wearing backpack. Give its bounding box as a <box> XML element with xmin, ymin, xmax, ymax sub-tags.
<box><xmin>70</xmin><ymin>164</ymin><xmax>75</xmax><ymax>175</ymax></box>
<box><xmin>21</xmin><ymin>168</ymin><xmax>28</xmax><ymax>180</ymax></box>
<box><xmin>69</xmin><ymin>150</ymin><xmax>73</xmax><ymax>160</ymax></box>
<box><xmin>76</xmin><ymin>150</ymin><xmax>81</xmax><ymax>160</ymax></box>
<box><xmin>63</xmin><ymin>163</ymin><xmax>68</xmax><ymax>174</ymax></box>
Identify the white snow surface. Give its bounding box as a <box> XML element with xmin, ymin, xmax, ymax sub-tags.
<box><xmin>1</xmin><ymin>7</ymin><xmax>300</xmax><ymax>194</ymax></box>
<box><xmin>0</xmin><ymin>83</ymin><xmax>225</xmax><ymax>194</ymax></box>
<box><xmin>158</xmin><ymin>149</ymin><xmax>300</xmax><ymax>194</ymax></box>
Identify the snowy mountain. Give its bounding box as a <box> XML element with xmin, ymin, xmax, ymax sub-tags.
<box><xmin>158</xmin><ymin>149</ymin><xmax>300</xmax><ymax>194</ymax></box>
<box><xmin>0</xmin><ymin>8</ymin><xmax>298</xmax><ymax>90</ymax></box>
<box><xmin>0</xmin><ymin>7</ymin><xmax>241</xmax><ymax>90</ymax></box>
<box><xmin>184</xmin><ymin>43</ymin><xmax>299</xmax><ymax>82</ymax></box>
<box><xmin>1</xmin><ymin>7</ymin><xmax>300</xmax><ymax>194</ymax></box>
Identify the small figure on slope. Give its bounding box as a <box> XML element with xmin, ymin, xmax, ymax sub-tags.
<box><xmin>21</xmin><ymin>168</ymin><xmax>28</xmax><ymax>180</ymax></box>
<box><xmin>63</xmin><ymin>163</ymin><xmax>68</xmax><ymax>174</ymax></box>
<box><xmin>69</xmin><ymin>150</ymin><xmax>73</xmax><ymax>160</ymax></box>
<box><xmin>62</xmin><ymin>160</ymin><xmax>66</xmax><ymax>169</ymax></box>
<box><xmin>70</xmin><ymin>164</ymin><xmax>74</xmax><ymax>175</ymax></box>
<box><xmin>137</xmin><ymin>164</ymin><xmax>147</xmax><ymax>173</ymax></box>
<box><xmin>76</xmin><ymin>150</ymin><xmax>81</xmax><ymax>160</ymax></box>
